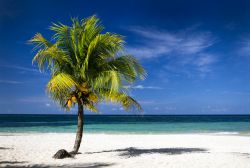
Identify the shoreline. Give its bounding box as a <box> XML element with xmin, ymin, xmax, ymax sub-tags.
<box><xmin>1</xmin><ymin>133</ymin><xmax>250</xmax><ymax>167</ymax></box>
<box><xmin>1</xmin><ymin>131</ymin><xmax>250</xmax><ymax>136</ymax></box>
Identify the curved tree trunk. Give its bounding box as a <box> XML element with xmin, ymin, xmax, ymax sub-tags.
<box><xmin>71</xmin><ymin>100</ymin><xmax>84</xmax><ymax>154</ymax></box>
<box><xmin>53</xmin><ymin>100</ymin><xmax>84</xmax><ymax>159</ymax></box>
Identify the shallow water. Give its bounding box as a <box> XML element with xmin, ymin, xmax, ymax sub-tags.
<box><xmin>0</xmin><ymin>114</ymin><xmax>250</xmax><ymax>134</ymax></box>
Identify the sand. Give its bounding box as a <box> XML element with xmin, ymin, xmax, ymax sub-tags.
<box><xmin>0</xmin><ymin>133</ymin><xmax>250</xmax><ymax>168</ymax></box>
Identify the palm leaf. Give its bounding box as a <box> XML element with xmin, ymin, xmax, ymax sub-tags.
<box><xmin>30</xmin><ymin>15</ymin><xmax>146</xmax><ymax>112</ymax></box>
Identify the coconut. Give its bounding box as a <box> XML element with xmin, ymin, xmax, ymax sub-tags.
<box><xmin>88</xmin><ymin>93</ymin><xmax>98</xmax><ymax>103</ymax></box>
<box><xmin>71</xmin><ymin>96</ymin><xmax>77</xmax><ymax>103</ymax></box>
<box><xmin>67</xmin><ymin>100</ymin><xmax>72</xmax><ymax>108</ymax></box>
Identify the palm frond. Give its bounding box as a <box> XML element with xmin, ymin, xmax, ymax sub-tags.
<box><xmin>29</xmin><ymin>33</ymin><xmax>52</xmax><ymax>51</ymax></box>
<box><xmin>32</xmin><ymin>45</ymin><xmax>73</xmax><ymax>72</ymax></box>
<box><xmin>98</xmin><ymin>88</ymin><xmax>142</xmax><ymax>111</ymax></box>
<box><xmin>30</xmin><ymin>15</ymin><xmax>146</xmax><ymax>112</ymax></box>
<box><xmin>90</xmin><ymin>70</ymin><xmax>121</xmax><ymax>93</ymax></box>
<box><xmin>47</xmin><ymin>72</ymin><xmax>78</xmax><ymax>107</ymax></box>
<box><xmin>101</xmin><ymin>55</ymin><xmax>146</xmax><ymax>83</ymax></box>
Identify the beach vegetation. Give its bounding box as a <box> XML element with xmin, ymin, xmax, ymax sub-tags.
<box><xmin>30</xmin><ymin>15</ymin><xmax>146</xmax><ymax>158</ymax></box>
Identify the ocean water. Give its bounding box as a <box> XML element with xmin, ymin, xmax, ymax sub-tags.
<box><xmin>0</xmin><ymin>114</ymin><xmax>250</xmax><ymax>134</ymax></box>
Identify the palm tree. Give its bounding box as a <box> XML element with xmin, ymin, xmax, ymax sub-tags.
<box><xmin>29</xmin><ymin>15</ymin><xmax>146</xmax><ymax>157</ymax></box>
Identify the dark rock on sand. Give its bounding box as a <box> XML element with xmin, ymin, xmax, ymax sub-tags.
<box><xmin>53</xmin><ymin>149</ymin><xmax>73</xmax><ymax>159</ymax></box>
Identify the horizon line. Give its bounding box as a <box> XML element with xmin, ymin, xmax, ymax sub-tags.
<box><xmin>1</xmin><ymin>114</ymin><xmax>250</xmax><ymax>116</ymax></box>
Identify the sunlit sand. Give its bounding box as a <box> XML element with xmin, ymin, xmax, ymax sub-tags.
<box><xmin>1</xmin><ymin>133</ymin><xmax>250</xmax><ymax>168</ymax></box>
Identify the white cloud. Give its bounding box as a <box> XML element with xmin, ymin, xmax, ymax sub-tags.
<box><xmin>194</xmin><ymin>54</ymin><xmax>217</xmax><ymax>67</ymax></box>
<box><xmin>163</xmin><ymin>52</ymin><xmax>217</xmax><ymax>77</ymax></box>
<box><xmin>126</xmin><ymin>46</ymin><xmax>169</xmax><ymax>59</ymax></box>
<box><xmin>238</xmin><ymin>39</ymin><xmax>250</xmax><ymax>57</ymax></box>
<box><xmin>126</xmin><ymin>26</ymin><xmax>218</xmax><ymax>77</ymax></box>
<box><xmin>193</xmin><ymin>53</ymin><xmax>217</xmax><ymax>75</ymax></box>
<box><xmin>0</xmin><ymin>64</ymin><xmax>39</xmax><ymax>73</ymax></box>
<box><xmin>0</xmin><ymin>80</ymin><xmax>23</xmax><ymax>84</ymax></box>
<box><xmin>45</xmin><ymin>103</ymin><xmax>51</xmax><ymax>107</ymax></box>
<box><xmin>125</xmin><ymin>85</ymin><xmax>163</xmax><ymax>90</ymax></box>
<box><xmin>127</xmin><ymin>26</ymin><xmax>216</xmax><ymax>58</ymax></box>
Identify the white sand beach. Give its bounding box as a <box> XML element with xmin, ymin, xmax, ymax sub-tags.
<box><xmin>0</xmin><ymin>133</ymin><xmax>250</xmax><ymax>168</ymax></box>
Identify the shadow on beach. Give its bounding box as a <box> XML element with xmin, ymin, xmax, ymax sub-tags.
<box><xmin>86</xmin><ymin>147</ymin><xmax>208</xmax><ymax>157</ymax></box>
<box><xmin>0</xmin><ymin>146</ymin><xmax>114</xmax><ymax>168</ymax></box>
<box><xmin>0</xmin><ymin>162</ymin><xmax>115</xmax><ymax>168</ymax></box>
<box><xmin>0</xmin><ymin>147</ymin><xmax>13</xmax><ymax>150</ymax></box>
<box><xmin>0</xmin><ymin>147</ymin><xmax>208</xmax><ymax>167</ymax></box>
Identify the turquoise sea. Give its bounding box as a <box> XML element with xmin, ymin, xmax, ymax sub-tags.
<box><xmin>0</xmin><ymin>114</ymin><xmax>250</xmax><ymax>134</ymax></box>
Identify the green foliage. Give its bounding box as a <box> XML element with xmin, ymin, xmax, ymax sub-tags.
<box><xmin>30</xmin><ymin>15</ymin><xmax>146</xmax><ymax>112</ymax></box>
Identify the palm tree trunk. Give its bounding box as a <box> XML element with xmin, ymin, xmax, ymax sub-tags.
<box><xmin>72</xmin><ymin>100</ymin><xmax>84</xmax><ymax>154</ymax></box>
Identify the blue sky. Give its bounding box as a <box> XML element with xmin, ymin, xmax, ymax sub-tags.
<box><xmin>1</xmin><ymin>0</ymin><xmax>250</xmax><ymax>114</ymax></box>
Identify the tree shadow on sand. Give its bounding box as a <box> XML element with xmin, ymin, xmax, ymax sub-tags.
<box><xmin>0</xmin><ymin>161</ymin><xmax>28</xmax><ymax>167</ymax></box>
<box><xmin>0</xmin><ymin>162</ymin><xmax>115</xmax><ymax>168</ymax></box>
<box><xmin>0</xmin><ymin>147</ymin><xmax>13</xmax><ymax>150</ymax></box>
<box><xmin>86</xmin><ymin>147</ymin><xmax>208</xmax><ymax>158</ymax></box>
